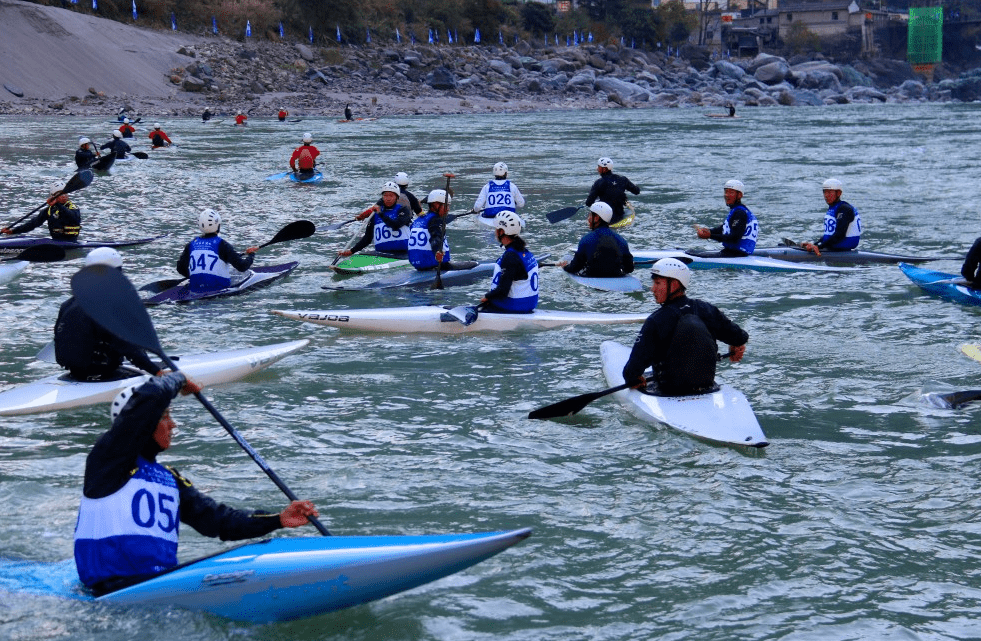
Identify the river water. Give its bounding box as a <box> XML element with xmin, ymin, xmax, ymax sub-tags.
<box><xmin>1</xmin><ymin>104</ymin><xmax>981</xmax><ymax>640</ymax></box>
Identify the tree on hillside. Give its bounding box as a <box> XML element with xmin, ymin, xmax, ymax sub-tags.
<box><xmin>521</xmin><ymin>2</ymin><xmax>554</xmax><ymax>36</ymax></box>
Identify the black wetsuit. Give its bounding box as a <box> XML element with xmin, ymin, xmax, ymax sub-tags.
<box><xmin>563</xmin><ymin>226</ymin><xmax>634</xmax><ymax>278</ymax></box>
<box><xmin>962</xmin><ymin>237</ymin><xmax>981</xmax><ymax>284</ymax></box>
<box><xmin>9</xmin><ymin>201</ymin><xmax>81</xmax><ymax>241</ymax></box>
<box><xmin>622</xmin><ymin>294</ymin><xmax>748</xmax><ymax>396</ymax></box>
<box><xmin>100</xmin><ymin>138</ymin><xmax>131</xmax><ymax>160</ymax></box>
<box><xmin>585</xmin><ymin>172</ymin><xmax>640</xmax><ymax>224</ymax></box>
<box><xmin>75</xmin><ymin>147</ymin><xmax>97</xmax><ymax>169</ymax></box>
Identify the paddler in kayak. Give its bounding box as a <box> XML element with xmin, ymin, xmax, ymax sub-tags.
<box><xmin>234</xmin><ymin>110</ymin><xmax>248</xmax><ymax>126</ymax></box>
<box><xmin>74</xmin><ymin>373</ymin><xmax>320</xmax><ymax>596</ymax></box>
<box><xmin>176</xmin><ymin>209</ymin><xmax>258</xmax><ymax>292</ymax></box>
<box><xmin>557</xmin><ymin>202</ymin><xmax>635</xmax><ymax>277</ymax></box>
<box><xmin>100</xmin><ymin>129</ymin><xmax>131</xmax><ymax>160</ymax></box>
<box><xmin>1</xmin><ymin>183</ymin><xmax>81</xmax><ymax>241</ymax></box>
<box><xmin>408</xmin><ymin>189</ymin><xmax>473</xmax><ymax>271</ymax></box>
<box><xmin>74</xmin><ymin>137</ymin><xmax>99</xmax><ymax>169</ymax></box>
<box><xmin>338</xmin><ymin>181</ymin><xmax>412</xmax><ymax>259</ymax></box>
<box><xmin>118</xmin><ymin>118</ymin><xmax>136</xmax><ymax>139</ymax></box>
<box><xmin>694</xmin><ymin>179</ymin><xmax>758</xmax><ymax>257</ymax></box>
<box><xmin>479</xmin><ymin>210</ymin><xmax>538</xmax><ymax>313</ymax></box>
<box><xmin>799</xmin><ymin>178</ymin><xmax>861</xmax><ymax>256</ymax></box>
<box><xmin>288</xmin><ymin>133</ymin><xmax>320</xmax><ymax>179</ymax></box>
<box><xmin>622</xmin><ymin>258</ymin><xmax>748</xmax><ymax>396</ymax></box>
<box><xmin>585</xmin><ymin>157</ymin><xmax>640</xmax><ymax>225</ymax></box>
<box><xmin>277</xmin><ymin>106</ymin><xmax>289</xmax><ymax>121</ymax></box>
<box><xmin>960</xmin><ymin>236</ymin><xmax>981</xmax><ymax>287</ymax></box>
<box><xmin>389</xmin><ymin>171</ymin><xmax>422</xmax><ymax>215</ymax></box>
<box><xmin>148</xmin><ymin>123</ymin><xmax>173</xmax><ymax>148</ymax></box>
<box><xmin>201</xmin><ymin>107</ymin><xmax>213</xmax><ymax>122</ymax></box>
<box><xmin>473</xmin><ymin>162</ymin><xmax>525</xmax><ymax>224</ymax></box>
<box><xmin>54</xmin><ymin>248</ymin><xmax>163</xmax><ymax>381</ymax></box>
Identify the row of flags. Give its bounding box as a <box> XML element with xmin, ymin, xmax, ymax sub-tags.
<box><xmin>79</xmin><ymin>2</ymin><xmax>637</xmax><ymax>49</ymax></box>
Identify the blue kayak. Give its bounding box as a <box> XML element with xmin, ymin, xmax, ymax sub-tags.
<box><xmin>0</xmin><ymin>528</ymin><xmax>531</xmax><ymax>623</ymax></box>
<box><xmin>266</xmin><ymin>171</ymin><xmax>324</xmax><ymax>184</ymax></box>
<box><xmin>899</xmin><ymin>262</ymin><xmax>981</xmax><ymax>307</ymax></box>
<box><xmin>144</xmin><ymin>262</ymin><xmax>298</xmax><ymax>305</ymax></box>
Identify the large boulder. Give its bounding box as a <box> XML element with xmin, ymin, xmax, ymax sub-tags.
<box><xmin>745</xmin><ymin>53</ymin><xmax>787</xmax><ymax>74</ymax></box>
<box><xmin>426</xmin><ymin>67</ymin><xmax>457</xmax><ymax>90</ymax></box>
<box><xmin>712</xmin><ymin>60</ymin><xmax>745</xmax><ymax>81</ymax></box>
<box><xmin>488</xmin><ymin>60</ymin><xmax>514</xmax><ymax>77</ymax></box>
<box><xmin>755</xmin><ymin>60</ymin><xmax>790</xmax><ymax>85</ymax></box>
<box><xmin>594</xmin><ymin>77</ymin><xmax>651</xmax><ymax>102</ymax></box>
<box><xmin>295</xmin><ymin>44</ymin><xmax>316</xmax><ymax>62</ymax></box>
<box><xmin>794</xmin><ymin>70</ymin><xmax>842</xmax><ymax>92</ymax></box>
<box><xmin>565</xmin><ymin>69</ymin><xmax>596</xmax><ymax>93</ymax></box>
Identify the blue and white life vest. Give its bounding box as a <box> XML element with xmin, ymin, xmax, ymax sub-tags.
<box><xmin>491</xmin><ymin>248</ymin><xmax>539</xmax><ymax>312</ymax></box>
<box><xmin>820</xmin><ymin>201</ymin><xmax>861</xmax><ymax>250</ymax></box>
<box><xmin>187</xmin><ymin>236</ymin><xmax>230</xmax><ymax>291</ymax></box>
<box><xmin>373</xmin><ymin>205</ymin><xmax>410</xmax><ymax>252</ymax></box>
<box><xmin>481</xmin><ymin>180</ymin><xmax>515</xmax><ymax>219</ymax></box>
<box><xmin>408</xmin><ymin>213</ymin><xmax>450</xmax><ymax>269</ymax></box>
<box><xmin>722</xmin><ymin>205</ymin><xmax>758</xmax><ymax>254</ymax></box>
<box><xmin>74</xmin><ymin>458</ymin><xmax>180</xmax><ymax>587</ymax></box>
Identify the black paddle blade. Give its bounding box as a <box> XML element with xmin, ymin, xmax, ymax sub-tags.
<box><xmin>261</xmin><ymin>220</ymin><xmax>315</xmax><ymax>247</ymax></box>
<box><xmin>70</xmin><ymin>265</ymin><xmax>164</xmax><ymax>356</ymax></box>
<box><xmin>65</xmin><ymin>169</ymin><xmax>94</xmax><ymax>194</ymax></box>
<box><xmin>133</xmin><ymin>152</ymin><xmax>150</xmax><ymax>160</ymax></box>
<box><xmin>546</xmin><ymin>206</ymin><xmax>581</xmax><ymax>224</ymax></box>
<box><xmin>138</xmin><ymin>277</ymin><xmax>187</xmax><ymax>294</ymax></box>
<box><xmin>930</xmin><ymin>389</ymin><xmax>981</xmax><ymax>409</ymax></box>
<box><xmin>8</xmin><ymin>244</ymin><xmax>67</xmax><ymax>263</ymax></box>
<box><xmin>528</xmin><ymin>383</ymin><xmax>632</xmax><ymax>419</ymax></box>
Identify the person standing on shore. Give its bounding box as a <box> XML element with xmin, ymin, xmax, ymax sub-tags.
<box><xmin>473</xmin><ymin>162</ymin><xmax>525</xmax><ymax>225</ymax></box>
<box><xmin>800</xmin><ymin>178</ymin><xmax>861</xmax><ymax>256</ymax></box>
<box><xmin>694</xmin><ymin>179</ymin><xmax>758</xmax><ymax>258</ymax></box>
<box><xmin>585</xmin><ymin>157</ymin><xmax>640</xmax><ymax>225</ymax></box>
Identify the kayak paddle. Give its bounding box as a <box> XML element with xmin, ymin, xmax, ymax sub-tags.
<box><xmin>1</xmin><ymin>244</ymin><xmax>67</xmax><ymax>263</ymax></box>
<box><xmin>430</xmin><ymin>173</ymin><xmax>455</xmax><ymax>291</ymax></box>
<box><xmin>444</xmin><ymin>301</ymin><xmax>487</xmax><ymax>326</ymax></box>
<box><xmin>924</xmin><ymin>389</ymin><xmax>981</xmax><ymax>409</ymax></box>
<box><xmin>445</xmin><ymin>208</ymin><xmax>477</xmax><ymax>225</ymax></box>
<box><xmin>326</xmin><ymin>209</ymin><xmax>371</xmax><ymax>231</ymax></box>
<box><xmin>5</xmin><ymin>170</ymin><xmax>93</xmax><ymax>230</ymax></box>
<box><xmin>138</xmin><ymin>220</ymin><xmax>315</xmax><ymax>293</ymax></box>
<box><xmin>546</xmin><ymin>206</ymin><xmax>583</xmax><ymax>224</ymax></box>
<box><xmin>70</xmin><ymin>264</ymin><xmax>332</xmax><ymax>537</ymax></box>
<box><xmin>528</xmin><ymin>352</ymin><xmax>737</xmax><ymax>419</ymax></box>
<box><xmin>132</xmin><ymin>151</ymin><xmax>149</xmax><ymax>160</ymax></box>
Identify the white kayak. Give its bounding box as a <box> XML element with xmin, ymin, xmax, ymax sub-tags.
<box><xmin>633</xmin><ymin>249</ymin><xmax>852</xmax><ymax>273</ymax></box>
<box><xmin>0</xmin><ymin>340</ymin><xmax>309</xmax><ymax>416</ymax></box>
<box><xmin>600</xmin><ymin>340</ymin><xmax>768</xmax><ymax>448</ymax></box>
<box><xmin>271</xmin><ymin>306</ymin><xmax>649</xmax><ymax>334</ymax></box>
<box><xmin>0</xmin><ymin>260</ymin><xmax>28</xmax><ymax>285</ymax></box>
<box><xmin>565</xmin><ymin>271</ymin><xmax>645</xmax><ymax>292</ymax></box>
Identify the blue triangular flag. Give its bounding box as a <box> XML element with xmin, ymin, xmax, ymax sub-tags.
<box><xmin>410</xmin><ymin>31</ymin><xmax>415</xmax><ymax>44</ymax></box>
<box><xmin>279</xmin><ymin>22</ymin><xmax>284</xmax><ymax>38</ymax></box>
<box><xmin>71</xmin><ymin>0</ymin><xmax>76</xmax><ymax>5</ymax></box>
<box><xmin>498</xmin><ymin>31</ymin><xmax>503</xmax><ymax>44</ymax></box>
<box><xmin>131</xmin><ymin>0</ymin><xmax>137</xmax><ymax>20</ymax></box>
<box><xmin>212</xmin><ymin>16</ymin><xmax>218</xmax><ymax>34</ymax></box>
<box><xmin>396</xmin><ymin>28</ymin><xmax>401</xmax><ymax>43</ymax></box>
<box><xmin>475</xmin><ymin>28</ymin><xmax>481</xmax><ymax>43</ymax></box>
<box><xmin>246</xmin><ymin>20</ymin><xmax>251</xmax><ymax>37</ymax></box>
<box><xmin>309</xmin><ymin>26</ymin><xmax>314</xmax><ymax>43</ymax></box>
<box><xmin>336</xmin><ymin>25</ymin><xmax>341</xmax><ymax>43</ymax></box>
<box><xmin>171</xmin><ymin>12</ymin><xmax>176</xmax><ymax>30</ymax></box>
<box><xmin>588</xmin><ymin>32</ymin><xmax>593</xmax><ymax>43</ymax></box>
<box><xmin>631</xmin><ymin>38</ymin><xmax>635</xmax><ymax>49</ymax></box>
<box><xmin>92</xmin><ymin>0</ymin><xmax>97</xmax><ymax>9</ymax></box>
<box><xmin>366</xmin><ymin>27</ymin><xmax>370</xmax><ymax>43</ymax></box>
<box><xmin>428</xmin><ymin>28</ymin><xmax>433</xmax><ymax>44</ymax></box>
<box><xmin>447</xmin><ymin>29</ymin><xmax>452</xmax><ymax>44</ymax></box>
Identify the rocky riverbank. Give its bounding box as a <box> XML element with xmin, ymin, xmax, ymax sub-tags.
<box><xmin>4</xmin><ymin>0</ymin><xmax>981</xmax><ymax>119</ymax></box>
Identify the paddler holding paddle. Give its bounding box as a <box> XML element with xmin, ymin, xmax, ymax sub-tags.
<box><xmin>479</xmin><ymin>210</ymin><xmax>538</xmax><ymax>313</ymax></box>
<box><xmin>408</xmin><ymin>189</ymin><xmax>469</xmax><ymax>271</ymax></box>
<box><xmin>585</xmin><ymin>157</ymin><xmax>639</xmax><ymax>225</ymax></box>
<box><xmin>74</xmin><ymin>137</ymin><xmax>99</xmax><ymax>169</ymax></box>
<box><xmin>694</xmin><ymin>179</ymin><xmax>758</xmax><ymax>258</ymax></box>
<box><xmin>799</xmin><ymin>178</ymin><xmax>861</xmax><ymax>256</ymax></box>
<box><xmin>75</xmin><ymin>373</ymin><xmax>319</xmax><ymax>596</ymax></box>
<box><xmin>338</xmin><ymin>181</ymin><xmax>413</xmax><ymax>258</ymax></box>
<box><xmin>960</xmin><ymin>236</ymin><xmax>981</xmax><ymax>287</ymax></box>
<box><xmin>557</xmin><ymin>202</ymin><xmax>634</xmax><ymax>277</ymax></box>
<box><xmin>389</xmin><ymin>172</ymin><xmax>422</xmax><ymax>215</ymax></box>
<box><xmin>148</xmin><ymin>123</ymin><xmax>173</xmax><ymax>148</ymax></box>
<box><xmin>55</xmin><ymin>248</ymin><xmax>163</xmax><ymax>381</ymax></box>
<box><xmin>118</xmin><ymin>118</ymin><xmax>136</xmax><ymax>139</ymax></box>
<box><xmin>1</xmin><ymin>183</ymin><xmax>81</xmax><ymax>241</ymax></box>
<box><xmin>100</xmin><ymin>129</ymin><xmax>131</xmax><ymax>160</ymax></box>
<box><xmin>288</xmin><ymin>133</ymin><xmax>320</xmax><ymax>179</ymax></box>
<box><xmin>622</xmin><ymin>258</ymin><xmax>748</xmax><ymax>396</ymax></box>
<box><xmin>473</xmin><ymin>162</ymin><xmax>526</xmax><ymax>224</ymax></box>
<box><xmin>176</xmin><ymin>209</ymin><xmax>258</xmax><ymax>292</ymax></box>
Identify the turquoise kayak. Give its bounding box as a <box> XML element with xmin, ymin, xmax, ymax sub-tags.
<box><xmin>0</xmin><ymin>528</ymin><xmax>531</xmax><ymax>623</ymax></box>
<box><xmin>899</xmin><ymin>262</ymin><xmax>981</xmax><ymax>307</ymax></box>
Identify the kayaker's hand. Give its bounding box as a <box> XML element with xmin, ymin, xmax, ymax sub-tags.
<box><xmin>479</xmin><ymin>296</ymin><xmax>488</xmax><ymax>304</ymax></box>
<box><xmin>802</xmin><ymin>242</ymin><xmax>821</xmax><ymax>256</ymax></box>
<box><xmin>435</xmin><ymin>251</ymin><xmax>444</xmax><ymax>263</ymax></box>
<box><xmin>730</xmin><ymin>344</ymin><xmax>746</xmax><ymax>363</ymax></box>
<box><xmin>280</xmin><ymin>500</ymin><xmax>319</xmax><ymax>528</ymax></box>
<box><xmin>338</xmin><ymin>249</ymin><xmax>353</xmax><ymax>257</ymax></box>
<box><xmin>556</xmin><ymin>260</ymin><xmax>568</xmax><ymax>268</ymax></box>
<box><xmin>245</xmin><ymin>246</ymin><xmax>259</xmax><ymax>254</ymax></box>
<box><xmin>696</xmin><ymin>227</ymin><xmax>711</xmax><ymax>239</ymax></box>
<box><xmin>180</xmin><ymin>378</ymin><xmax>203</xmax><ymax>395</ymax></box>
<box><xmin>631</xmin><ymin>375</ymin><xmax>647</xmax><ymax>390</ymax></box>
<box><xmin>356</xmin><ymin>208</ymin><xmax>373</xmax><ymax>221</ymax></box>
<box><xmin>0</xmin><ymin>227</ymin><xmax>11</xmax><ymax>235</ymax></box>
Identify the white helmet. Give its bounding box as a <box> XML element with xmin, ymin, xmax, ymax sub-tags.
<box><xmin>395</xmin><ymin>171</ymin><xmax>409</xmax><ymax>186</ymax></box>
<box><xmin>198</xmin><ymin>208</ymin><xmax>221</xmax><ymax>234</ymax></box>
<box><xmin>724</xmin><ymin>179</ymin><xmax>745</xmax><ymax>194</ymax></box>
<box><xmin>123</xmin><ymin>118</ymin><xmax>130</xmax><ymax>124</ymax></box>
<box><xmin>49</xmin><ymin>184</ymin><xmax>63</xmax><ymax>196</ymax></box>
<box><xmin>589</xmin><ymin>201</ymin><xmax>614</xmax><ymax>223</ymax></box>
<box><xmin>79</xmin><ymin>137</ymin><xmax>91</xmax><ymax>146</ymax></box>
<box><xmin>597</xmin><ymin>157</ymin><xmax>614</xmax><ymax>170</ymax></box>
<box><xmin>153</xmin><ymin>123</ymin><xmax>161</xmax><ymax>129</ymax></box>
<box><xmin>237</xmin><ymin>110</ymin><xmax>242</xmax><ymax>115</ymax></box>
<box><xmin>112</xmin><ymin>130</ymin><xmax>122</xmax><ymax>138</ymax></box>
<box><xmin>650</xmin><ymin>257</ymin><xmax>691</xmax><ymax>289</ymax></box>
<box><xmin>382</xmin><ymin>181</ymin><xmax>400</xmax><ymax>195</ymax></box>
<box><xmin>110</xmin><ymin>384</ymin><xmax>139</xmax><ymax>422</ymax></box>
<box><xmin>302</xmin><ymin>132</ymin><xmax>313</xmax><ymax>143</ymax></box>
<box><xmin>493</xmin><ymin>162</ymin><xmax>508</xmax><ymax>178</ymax></box>
<box><xmin>427</xmin><ymin>189</ymin><xmax>451</xmax><ymax>205</ymax></box>
<box><xmin>85</xmin><ymin>247</ymin><xmax>123</xmax><ymax>269</ymax></box>
<box><xmin>822</xmin><ymin>178</ymin><xmax>843</xmax><ymax>192</ymax></box>
<box><xmin>495</xmin><ymin>210</ymin><xmax>522</xmax><ymax>236</ymax></box>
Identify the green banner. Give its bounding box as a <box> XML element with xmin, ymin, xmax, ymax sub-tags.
<box><xmin>908</xmin><ymin>7</ymin><xmax>943</xmax><ymax>65</ymax></box>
